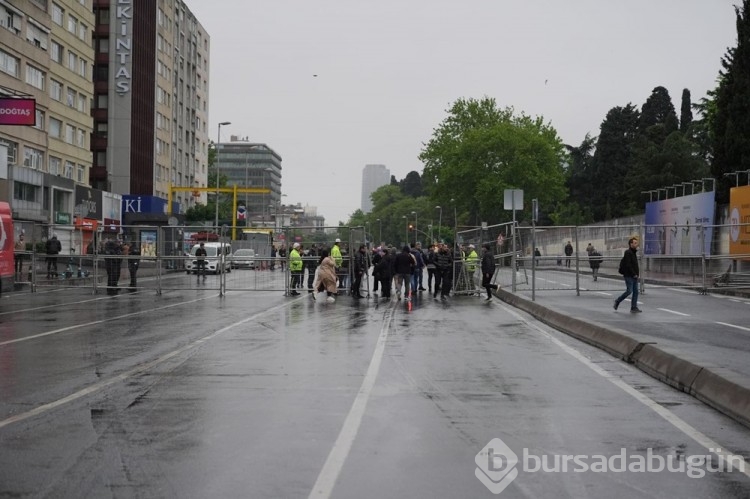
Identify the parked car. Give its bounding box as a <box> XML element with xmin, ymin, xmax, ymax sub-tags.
<box><xmin>185</xmin><ymin>243</ymin><xmax>231</xmax><ymax>275</ymax></box>
<box><xmin>230</xmin><ymin>248</ymin><xmax>256</xmax><ymax>269</ymax></box>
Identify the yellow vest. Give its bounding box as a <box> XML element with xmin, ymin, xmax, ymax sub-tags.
<box><xmin>290</xmin><ymin>248</ymin><xmax>303</xmax><ymax>271</ymax></box>
<box><xmin>331</xmin><ymin>244</ymin><xmax>343</xmax><ymax>267</ymax></box>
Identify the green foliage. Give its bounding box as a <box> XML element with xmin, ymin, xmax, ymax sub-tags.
<box><xmin>590</xmin><ymin>104</ymin><xmax>640</xmax><ymax>220</ymax></box>
<box><xmin>419</xmin><ymin>97</ymin><xmax>567</xmax><ymax>226</ymax></box>
<box><xmin>711</xmin><ymin>0</ymin><xmax>750</xmax><ymax>203</ymax></box>
<box><xmin>639</xmin><ymin>86</ymin><xmax>676</xmax><ymax>131</ymax></box>
<box><xmin>400</xmin><ymin>171</ymin><xmax>423</xmax><ymax>197</ymax></box>
<box><xmin>680</xmin><ymin>88</ymin><xmax>693</xmax><ymax>133</ymax></box>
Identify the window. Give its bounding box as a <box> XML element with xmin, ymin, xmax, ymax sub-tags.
<box><xmin>96</xmin><ymin>94</ymin><xmax>108</xmax><ymax>109</ymax></box>
<box><xmin>76</xmin><ymin>128</ymin><xmax>85</xmax><ymax>147</ymax></box>
<box><xmin>77</xmin><ymin>164</ymin><xmax>85</xmax><ymax>183</ymax></box>
<box><xmin>0</xmin><ymin>138</ymin><xmax>17</xmax><ymax>164</ymax></box>
<box><xmin>65</xmin><ymin>124</ymin><xmax>74</xmax><ymax>144</ymax></box>
<box><xmin>14</xmin><ymin>182</ymin><xmax>38</xmax><ymax>203</ymax></box>
<box><xmin>34</xmin><ymin>109</ymin><xmax>44</xmax><ymax>130</ymax></box>
<box><xmin>77</xmin><ymin>93</ymin><xmax>86</xmax><ymax>113</ymax></box>
<box><xmin>49</xmin><ymin>118</ymin><xmax>62</xmax><ymax>138</ymax></box>
<box><xmin>25</xmin><ymin>65</ymin><xmax>45</xmax><ymax>90</ymax></box>
<box><xmin>50</xmin><ymin>79</ymin><xmax>62</xmax><ymax>100</ymax></box>
<box><xmin>66</xmin><ymin>88</ymin><xmax>75</xmax><ymax>107</ymax></box>
<box><xmin>26</xmin><ymin>21</ymin><xmax>49</xmax><ymax>50</ymax></box>
<box><xmin>78</xmin><ymin>58</ymin><xmax>86</xmax><ymax>78</ymax></box>
<box><xmin>1</xmin><ymin>7</ymin><xmax>22</xmax><ymax>34</ymax></box>
<box><xmin>96</xmin><ymin>8</ymin><xmax>109</xmax><ymax>25</ymax></box>
<box><xmin>49</xmin><ymin>156</ymin><xmax>61</xmax><ymax>175</ymax></box>
<box><xmin>95</xmin><ymin>121</ymin><xmax>107</xmax><ymax>137</ymax></box>
<box><xmin>67</xmin><ymin>15</ymin><xmax>77</xmax><ymax>35</ymax></box>
<box><xmin>97</xmin><ymin>38</ymin><xmax>108</xmax><ymax>53</ymax></box>
<box><xmin>24</xmin><ymin>147</ymin><xmax>44</xmax><ymax>170</ymax></box>
<box><xmin>95</xmin><ymin>151</ymin><xmax>106</xmax><ymax>166</ymax></box>
<box><xmin>52</xmin><ymin>3</ymin><xmax>64</xmax><ymax>26</ymax></box>
<box><xmin>78</xmin><ymin>23</ymin><xmax>86</xmax><ymax>42</ymax></box>
<box><xmin>0</xmin><ymin>49</ymin><xmax>19</xmax><ymax>77</ymax></box>
<box><xmin>67</xmin><ymin>51</ymin><xmax>77</xmax><ymax>72</ymax></box>
<box><xmin>64</xmin><ymin>160</ymin><xmax>74</xmax><ymax>179</ymax></box>
<box><xmin>50</xmin><ymin>40</ymin><xmax>63</xmax><ymax>63</ymax></box>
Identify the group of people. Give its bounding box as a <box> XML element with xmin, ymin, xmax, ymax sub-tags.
<box><xmin>102</xmin><ymin>238</ymin><xmax>140</xmax><ymax>295</ymax></box>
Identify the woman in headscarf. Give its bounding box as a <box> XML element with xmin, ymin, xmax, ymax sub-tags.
<box><xmin>313</xmin><ymin>248</ymin><xmax>339</xmax><ymax>303</ymax></box>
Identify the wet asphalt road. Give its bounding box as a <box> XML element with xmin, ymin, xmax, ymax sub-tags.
<box><xmin>1</xmin><ymin>273</ymin><xmax>750</xmax><ymax>498</ymax></box>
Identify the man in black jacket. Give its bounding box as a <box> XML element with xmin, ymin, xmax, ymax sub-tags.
<box><xmin>434</xmin><ymin>243</ymin><xmax>453</xmax><ymax>300</ymax></box>
<box><xmin>614</xmin><ymin>237</ymin><xmax>641</xmax><ymax>313</ymax></box>
<box><xmin>481</xmin><ymin>243</ymin><xmax>498</xmax><ymax>301</ymax></box>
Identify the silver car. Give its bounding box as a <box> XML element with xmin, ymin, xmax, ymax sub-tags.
<box><xmin>230</xmin><ymin>248</ymin><xmax>256</xmax><ymax>269</ymax></box>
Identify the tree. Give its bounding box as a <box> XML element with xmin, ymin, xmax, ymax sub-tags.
<box><xmin>420</xmin><ymin>97</ymin><xmax>567</xmax><ymax>225</ymax></box>
<box><xmin>639</xmin><ymin>86</ymin><xmax>676</xmax><ymax>132</ymax></box>
<box><xmin>680</xmin><ymin>88</ymin><xmax>693</xmax><ymax>133</ymax></box>
<box><xmin>590</xmin><ymin>104</ymin><xmax>640</xmax><ymax>220</ymax></box>
<box><xmin>400</xmin><ymin>171</ymin><xmax>423</xmax><ymax>197</ymax></box>
<box><xmin>556</xmin><ymin>135</ymin><xmax>597</xmax><ymax>224</ymax></box>
<box><xmin>711</xmin><ymin>0</ymin><xmax>750</xmax><ymax>203</ymax></box>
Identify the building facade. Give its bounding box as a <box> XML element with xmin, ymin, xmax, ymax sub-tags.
<box><xmin>90</xmin><ymin>0</ymin><xmax>209</xmax><ymax>216</ymax></box>
<box><xmin>0</xmin><ymin>0</ymin><xmax>95</xmax><ymax>251</ymax></box>
<box><xmin>361</xmin><ymin>163</ymin><xmax>390</xmax><ymax>213</ymax></box>
<box><xmin>218</xmin><ymin>136</ymin><xmax>282</xmax><ymax>225</ymax></box>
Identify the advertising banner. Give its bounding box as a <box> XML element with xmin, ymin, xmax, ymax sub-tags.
<box><xmin>0</xmin><ymin>98</ymin><xmax>36</xmax><ymax>126</ymax></box>
<box><xmin>643</xmin><ymin>191</ymin><xmax>715</xmax><ymax>256</ymax></box>
<box><xmin>729</xmin><ymin>185</ymin><xmax>750</xmax><ymax>256</ymax></box>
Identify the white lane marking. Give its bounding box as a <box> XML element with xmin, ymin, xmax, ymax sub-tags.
<box><xmin>0</xmin><ymin>300</ymin><xmax>291</xmax><ymax>430</ymax></box>
<box><xmin>671</xmin><ymin>288</ymin><xmax>698</xmax><ymax>294</ymax></box>
<box><xmin>499</xmin><ymin>303</ymin><xmax>750</xmax><ymax>479</ymax></box>
<box><xmin>657</xmin><ymin>308</ymin><xmax>691</xmax><ymax>317</ymax></box>
<box><xmin>0</xmin><ymin>294</ymin><xmax>117</xmax><ymax>316</ymax></box>
<box><xmin>0</xmin><ymin>295</ymin><xmax>218</xmax><ymax>346</ymax></box>
<box><xmin>595</xmin><ymin>291</ymin><xmax>612</xmax><ymax>296</ymax></box>
<box><xmin>716</xmin><ymin>322</ymin><xmax>750</xmax><ymax>333</ymax></box>
<box><xmin>309</xmin><ymin>307</ymin><xmax>395</xmax><ymax>499</ymax></box>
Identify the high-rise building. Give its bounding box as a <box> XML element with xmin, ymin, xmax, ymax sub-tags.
<box><xmin>0</xmin><ymin>0</ymin><xmax>95</xmax><ymax>228</ymax></box>
<box><xmin>361</xmin><ymin>163</ymin><xmax>390</xmax><ymax>213</ymax></box>
<box><xmin>218</xmin><ymin>136</ymin><xmax>281</xmax><ymax>225</ymax></box>
<box><xmin>91</xmin><ymin>0</ymin><xmax>209</xmax><ymax>215</ymax></box>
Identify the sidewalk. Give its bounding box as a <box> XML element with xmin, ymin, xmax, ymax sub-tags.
<box><xmin>495</xmin><ymin>278</ymin><xmax>750</xmax><ymax>429</ymax></box>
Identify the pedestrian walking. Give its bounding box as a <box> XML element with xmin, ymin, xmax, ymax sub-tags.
<box><xmin>303</xmin><ymin>244</ymin><xmax>319</xmax><ymax>293</ymax></box>
<box><xmin>426</xmin><ymin>243</ymin><xmax>437</xmax><ymax>293</ymax></box>
<box><xmin>410</xmin><ymin>242</ymin><xmax>425</xmax><ymax>292</ymax></box>
<box><xmin>614</xmin><ymin>237</ymin><xmax>642</xmax><ymax>313</ymax></box>
<box><xmin>434</xmin><ymin>243</ymin><xmax>453</xmax><ymax>300</ymax></box>
<box><xmin>564</xmin><ymin>240</ymin><xmax>573</xmax><ymax>268</ymax></box>
<box><xmin>371</xmin><ymin>246</ymin><xmax>383</xmax><ymax>293</ymax></box>
<box><xmin>313</xmin><ymin>249</ymin><xmax>338</xmax><ymax>303</ymax></box>
<box><xmin>394</xmin><ymin>245</ymin><xmax>416</xmax><ymax>301</ymax></box>
<box><xmin>588</xmin><ymin>245</ymin><xmax>603</xmax><ymax>281</ymax></box>
<box><xmin>375</xmin><ymin>247</ymin><xmax>394</xmax><ymax>298</ymax></box>
<box><xmin>481</xmin><ymin>243</ymin><xmax>499</xmax><ymax>301</ymax></box>
<box><xmin>351</xmin><ymin>244</ymin><xmax>367</xmax><ymax>298</ymax></box>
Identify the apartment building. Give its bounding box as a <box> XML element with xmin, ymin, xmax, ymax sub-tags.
<box><xmin>91</xmin><ymin>0</ymin><xmax>209</xmax><ymax>218</ymax></box>
<box><xmin>0</xmin><ymin>0</ymin><xmax>94</xmax><ymax>235</ymax></box>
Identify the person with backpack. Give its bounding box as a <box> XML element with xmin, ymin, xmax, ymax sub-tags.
<box><xmin>587</xmin><ymin>244</ymin><xmax>603</xmax><ymax>281</ymax></box>
<box><xmin>564</xmin><ymin>240</ymin><xmax>573</xmax><ymax>268</ymax></box>
<box><xmin>614</xmin><ymin>237</ymin><xmax>641</xmax><ymax>313</ymax></box>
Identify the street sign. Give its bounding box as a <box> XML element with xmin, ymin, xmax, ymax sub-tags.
<box><xmin>504</xmin><ymin>189</ymin><xmax>523</xmax><ymax>210</ymax></box>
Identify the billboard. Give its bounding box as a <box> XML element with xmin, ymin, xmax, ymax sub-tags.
<box><xmin>0</xmin><ymin>98</ymin><xmax>36</xmax><ymax>126</ymax></box>
<box><xmin>643</xmin><ymin>191</ymin><xmax>716</xmax><ymax>256</ymax></box>
<box><xmin>729</xmin><ymin>185</ymin><xmax>750</xmax><ymax>256</ymax></box>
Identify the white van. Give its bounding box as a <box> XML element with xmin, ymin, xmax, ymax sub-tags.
<box><xmin>185</xmin><ymin>242</ymin><xmax>231</xmax><ymax>274</ymax></box>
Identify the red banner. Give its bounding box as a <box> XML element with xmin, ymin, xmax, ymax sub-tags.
<box><xmin>0</xmin><ymin>98</ymin><xmax>35</xmax><ymax>126</ymax></box>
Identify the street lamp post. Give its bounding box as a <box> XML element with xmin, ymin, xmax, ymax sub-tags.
<box><xmin>376</xmin><ymin>218</ymin><xmax>382</xmax><ymax>245</ymax></box>
<box><xmin>214</xmin><ymin>121</ymin><xmax>231</xmax><ymax>230</ymax></box>
<box><xmin>411</xmin><ymin>211</ymin><xmax>418</xmax><ymax>244</ymax></box>
<box><xmin>402</xmin><ymin>215</ymin><xmax>407</xmax><ymax>245</ymax></box>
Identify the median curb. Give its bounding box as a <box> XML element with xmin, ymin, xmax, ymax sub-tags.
<box><xmin>495</xmin><ymin>288</ymin><xmax>750</xmax><ymax>429</ymax></box>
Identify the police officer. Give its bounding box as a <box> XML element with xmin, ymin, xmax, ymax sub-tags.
<box><xmin>104</xmin><ymin>237</ymin><xmax>123</xmax><ymax>295</ymax></box>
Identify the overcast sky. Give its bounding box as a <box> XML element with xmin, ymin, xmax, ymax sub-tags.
<box><xmin>188</xmin><ymin>0</ymin><xmax>738</xmax><ymax>226</ymax></box>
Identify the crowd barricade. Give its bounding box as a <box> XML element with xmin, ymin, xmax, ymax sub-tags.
<box><xmin>10</xmin><ymin>221</ymin><xmax>749</xmax><ymax>297</ymax></box>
